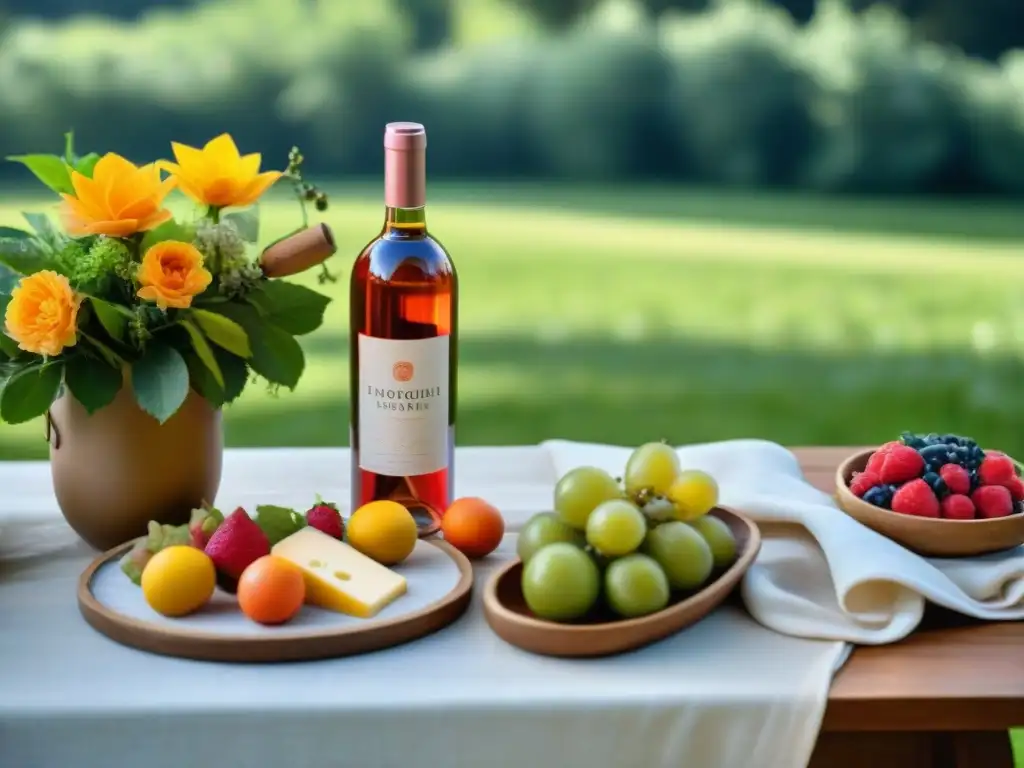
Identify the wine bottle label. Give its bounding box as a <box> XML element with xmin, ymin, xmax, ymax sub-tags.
<box><xmin>357</xmin><ymin>333</ymin><xmax>450</xmax><ymax>476</ymax></box>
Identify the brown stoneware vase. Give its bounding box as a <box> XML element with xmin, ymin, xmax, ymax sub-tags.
<box><xmin>47</xmin><ymin>380</ymin><xmax>223</xmax><ymax>551</ymax></box>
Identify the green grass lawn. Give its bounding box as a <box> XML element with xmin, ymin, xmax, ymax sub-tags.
<box><xmin>1</xmin><ymin>180</ymin><xmax>1023</xmax><ymax>756</ymax></box>
<box><xmin>2</xmin><ymin>181</ymin><xmax>1024</xmax><ymax>461</ymax></box>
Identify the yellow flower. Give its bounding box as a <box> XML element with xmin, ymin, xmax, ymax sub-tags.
<box><xmin>5</xmin><ymin>270</ymin><xmax>83</xmax><ymax>357</ymax></box>
<box><xmin>59</xmin><ymin>153</ymin><xmax>176</xmax><ymax>238</ymax></box>
<box><xmin>136</xmin><ymin>241</ymin><xmax>212</xmax><ymax>310</ymax></box>
<box><xmin>158</xmin><ymin>134</ymin><xmax>282</xmax><ymax>209</ymax></box>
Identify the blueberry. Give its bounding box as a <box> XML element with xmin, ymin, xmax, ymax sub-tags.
<box><xmin>920</xmin><ymin>444</ymin><xmax>949</xmax><ymax>465</ymax></box>
<box><xmin>864</xmin><ymin>484</ymin><xmax>896</xmax><ymax>509</ymax></box>
<box><xmin>922</xmin><ymin>471</ymin><xmax>948</xmax><ymax>498</ymax></box>
<box><xmin>969</xmin><ymin>469</ymin><xmax>981</xmax><ymax>491</ymax></box>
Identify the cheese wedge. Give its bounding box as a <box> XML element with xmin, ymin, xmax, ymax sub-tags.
<box><xmin>271</xmin><ymin>527</ymin><xmax>408</xmax><ymax>618</ymax></box>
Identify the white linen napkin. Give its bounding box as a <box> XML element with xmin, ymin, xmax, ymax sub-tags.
<box><xmin>542</xmin><ymin>438</ymin><xmax>1024</xmax><ymax>645</ymax></box>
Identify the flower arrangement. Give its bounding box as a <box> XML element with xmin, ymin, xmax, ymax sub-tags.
<box><xmin>0</xmin><ymin>132</ymin><xmax>334</xmax><ymax>426</ymax></box>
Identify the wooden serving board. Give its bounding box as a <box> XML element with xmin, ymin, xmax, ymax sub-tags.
<box><xmin>78</xmin><ymin>538</ymin><xmax>474</xmax><ymax>663</ymax></box>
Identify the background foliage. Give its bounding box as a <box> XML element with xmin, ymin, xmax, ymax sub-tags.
<box><xmin>0</xmin><ymin>0</ymin><xmax>1022</xmax><ymax>194</ymax></box>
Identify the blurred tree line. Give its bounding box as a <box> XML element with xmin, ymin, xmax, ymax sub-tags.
<box><xmin>0</xmin><ymin>0</ymin><xmax>1022</xmax><ymax>195</ymax></box>
<box><xmin>7</xmin><ymin>0</ymin><xmax>1022</xmax><ymax>61</ymax></box>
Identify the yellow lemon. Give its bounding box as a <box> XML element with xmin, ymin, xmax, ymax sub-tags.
<box><xmin>141</xmin><ymin>545</ymin><xmax>216</xmax><ymax>617</ymax></box>
<box><xmin>347</xmin><ymin>501</ymin><xmax>418</xmax><ymax>566</ymax></box>
<box><xmin>667</xmin><ymin>470</ymin><xmax>720</xmax><ymax>521</ymax></box>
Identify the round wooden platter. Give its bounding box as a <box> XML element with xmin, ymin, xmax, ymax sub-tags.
<box><xmin>483</xmin><ymin>507</ymin><xmax>761</xmax><ymax>658</ymax></box>
<box><xmin>78</xmin><ymin>538</ymin><xmax>474</xmax><ymax>663</ymax></box>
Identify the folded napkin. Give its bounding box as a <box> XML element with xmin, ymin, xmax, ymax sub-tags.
<box><xmin>543</xmin><ymin>438</ymin><xmax>1024</xmax><ymax>645</ymax></box>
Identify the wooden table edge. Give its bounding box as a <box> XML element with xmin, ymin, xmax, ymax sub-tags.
<box><xmin>790</xmin><ymin>446</ymin><xmax>1024</xmax><ymax>733</ymax></box>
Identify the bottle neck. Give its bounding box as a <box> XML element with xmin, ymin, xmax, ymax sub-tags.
<box><xmin>384</xmin><ymin>205</ymin><xmax>426</xmax><ymax>233</ymax></box>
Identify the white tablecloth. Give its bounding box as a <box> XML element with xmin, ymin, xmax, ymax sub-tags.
<box><xmin>0</xmin><ymin>447</ymin><xmax>848</xmax><ymax>768</ymax></box>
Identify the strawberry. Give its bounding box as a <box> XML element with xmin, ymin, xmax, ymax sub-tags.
<box><xmin>940</xmin><ymin>494</ymin><xmax>975</xmax><ymax>520</ymax></box>
<box><xmin>891</xmin><ymin>478</ymin><xmax>940</xmax><ymax>518</ymax></box>
<box><xmin>1007</xmin><ymin>476</ymin><xmax>1024</xmax><ymax>502</ymax></box>
<box><xmin>878</xmin><ymin>444</ymin><xmax>925</xmax><ymax>485</ymax></box>
<box><xmin>972</xmin><ymin>485</ymin><xmax>1014</xmax><ymax>519</ymax></box>
<box><xmin>865</xmin><ymin>441</ymin><xmax>902</xmax><ymax>475</ymax></box>
<box><xmin>204</xmin><ymin>507</ymin><xmax>271</xmax><ymax>593</ymax></box>
<box><xmin>306</xmin><ymin>495</ymin><xmax>344</xmax><ymax>539</ymax></box>
<box><xmin>939</xmin><ymin>464</ymin><xmax>971</xmax><ymax>496</ymax></box>
<box><xmin>979</xmin><ymin>452</ymin><xmax>1017</xmax><ymax>488</ymax></box>
<box><xmin>849</xmin><ymin>470</ymin><xmax>881</xmax><ymax>498</ymax></box>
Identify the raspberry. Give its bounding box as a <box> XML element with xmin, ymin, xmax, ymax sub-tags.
<box><xmin>940</xmin><ymin>494</ymin><xmax>975</xmax><ymax>520</ymax></box>
<box><xmin>865</xmin><ymin>441</ymin><xmax>902</xmax><ymax>475</ymax></box>
<box><xmin>1008</xmin><ymin>476</ymin><xmax>1024</xmax><ymax>502</ymax></box>
<box><xmin>971</xmin><ymin>485</ymin><xmax>1014</xmax><ymax>519</ymax></box>
<box><xmin>939</xmin><ymin>464</ymin><xmax>971</xmax><ymax>495</ymax></box>
<box><xmin>891</xmin><ymin>478</ymin><xmax>940</xmax><ymax>518</ymax></box>
<box><xmin>849</xmin><ymin>470</ymin><xmax>881</xmax><ymax>498</ymax></box>
<box><xmin>979</xmin><ymin>452</ymin><xmax>1017</xmax><ymax>488</ymax></box>
<box><xmin>878</xmin><ymin>444</ymin><xmax>925</xmax><ymax>484</ymax></box>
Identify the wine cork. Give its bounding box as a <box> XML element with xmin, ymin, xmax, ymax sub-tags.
<box><xmin>260</xmin><ymin>223</ymin><xmax>336</xmax><ymax>279</ymax></box>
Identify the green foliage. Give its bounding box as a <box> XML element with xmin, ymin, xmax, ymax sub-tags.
<box><xmin>208</xmin><ymin>303</ymin><xmax>306</xmax><ymax>389</ymax></box>
<box><xmin>190</xmin><ymin>308</ymin><xmax>252</xmax><ymax>358</ymax></box>
<box><xmin>140</xmin><ymin>220</ymin><xmax>198</xmax><ymax>253</ymax></box>
<box><xmin>0</xmin><ymin>228</ymin><xmax>53</xmax><ymax>276</ymax></box>
<box><xmin>223</xmin><ymin>207</ymin><xmax>260</xmax><ymax>243</ymax></box>
<box><xmin>65</xmin><ymin>354</ymin><xmax>122</xmax><ymax>414</ymax></box>
<box><xmin>0</xmin><ymin>361</ymin><xmax>63</xmax><ymax>424</ymax></box>
<box><xmin>5</xmin><ymin>154</ymin><xmax>73</xmax><ymax>195</ymax></box>
<box><xmin>248</xmin><ymin>281</ymin><xmax>330</xmax><ymax>336</ymax></box>
<box><xmin>131</xmin><ymin>341</ymin><xmax>190</xmax><ymax>424</ymax></box>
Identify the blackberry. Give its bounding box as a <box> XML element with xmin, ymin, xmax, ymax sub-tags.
<box><xmin>922</xmin><ymin>471</ymin><xmax>948</xmax><ymax>498</ymax></box>
<box><xmin>863</xmin><ymin>484</ymin><xmax>896</xmax><ymax>509</ymax></box>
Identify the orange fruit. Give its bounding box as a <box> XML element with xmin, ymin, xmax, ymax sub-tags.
<box><xmin>237</xmin><ymin>555</ymin><xmax>306</xmax><ymax>625</ymax></box>
<box><xmin>441</xmin><ymin>497</ymin><xmax>505</xmax><ymax>559</ymax></box>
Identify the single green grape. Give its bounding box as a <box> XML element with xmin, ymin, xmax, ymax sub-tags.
<box><xmin>585</xmin><ymin>499</ymin><xmax>646</xmax><ymax>557</ymax></box>
<box><xmin>688</xmin><ymin>515</ymin><xmax>738</xmax><ymax>569</ymax></box>
<box><xmin>521</xmin><ymin>542</ymin><xmax>600</xmax><ymax>621</ymax></box>
<box><xmin>554</xmin><ymin>466</ymin><xmax>623</xmax><ymax>530</ymax></box>
<box><xmin>643</xmin><ymin>520</ymin><xmax>714</xmax><ymax>590</ymax></box>
<box><xmin>624</xmin><ymin>442</ymin><xmax>680</xmax><ymax>496</ymax></box>
<box><xmin>517</xmin><ymin>512</ymin><xmax>583</xmax><ymax>564</ymax></box>
<box><xmin>604</xmin><ymin>554</ymin><xmax>670</xmax><ymax>618</ymax></box>
<box><xmin>667</xmin><ymin>469</ymin><xmax>719</xmax><ymax>521</ymax></box>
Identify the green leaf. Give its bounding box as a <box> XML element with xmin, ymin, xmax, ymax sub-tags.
<box><xmin>254</xmin><ymin>504</ymin><xmax>307</xmax><ymax>546</ymax></box>
<box><xmin>6</xmin><ymin>154</ymin><xmax>74</xmax><ymax>195</ymax></box>
<box><xmin>23</xmin><ymin>212</ymin><xmax>65</xmax><ymax>252</ymax></box>
<box><xmin>0</xmin><ymin>362</ymin><xmax>63</xmax><ymax>424</ymax></box>
<box><xmin>249</xmin><ymin>281</ymin><xmax>331</xmax><ymax>336</ymax></box>
<box><xmin>0</xmin><ymin>295</ymin><xmax>16</xmax><ymax>359</ymax></box>
<box><xmin>75</xmin><ymin>153</ymin><xmax>100</xmax><ymax>179</ymax></box>
<box><xmin>88</xmin><ymin>297</ymin><xmax>129</xmax><ymax>341</ymax></box>
<box><xmin>131</xmin><ymin>342</ymin><xmax>189</xmax><ymax>424</ymax></box>
<box><xmin>190</xmin><ymin>308</ymin><xmax>251</xmax><ymax>358</ymax></box>
<box><xmin>140</xmin><ymin>219</ymin><xmax>198</xmax><ymax>254</ymax></box>
<box><xmin>0</xmin><ymin>265</ymin><xmax>18</xmax><ymax>295</ymax></box>
<box><xmin>223</xmin><ymin>205</ymin><xmax>259</xmax><ymax>243</ymax></box>
<box><xmin>209</xmin><ymin>303</ymin><xmax>305</xmax><ymax>388</ymax></box>
<box><xmin>180</xmin><ymin>319</ymin><xmax>224</xmax><ymax>388</ymax></box>
<box><xmin>65</xmin><ymin>354</ymin><xmax>122</xmax><ymax>414</ymax></box>
<box><xmin>0</xmin><ymin>235</ymin><xmax>50</xmax><ymax>276</ymax></box>
<box><xmin>183</xmin><ymin>345</ymin><xmax>248</xmax><ymax>408</ymax></box>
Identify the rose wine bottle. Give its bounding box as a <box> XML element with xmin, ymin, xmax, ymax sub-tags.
<box><xmin>350</xmin><ymin>122</ymin><xmax>458</xmax><ymax>537</ymax></box>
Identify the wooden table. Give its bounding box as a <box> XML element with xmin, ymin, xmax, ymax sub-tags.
<box><xmin>796</xmin><ymin>448</ymin><xmax>1024</xmax><ymax>768</ymax></box>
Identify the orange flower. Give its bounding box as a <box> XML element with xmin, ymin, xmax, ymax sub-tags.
<box><xmin>5</xmin><ymin>270</ymin><xmax>82</xmax><ymax>357</ymax></box>
<box><xmin>136</xmin><ymin>241</ymin><xmax>212</xmax><ymax>310</ymax></box>
<box><xmin>59</xmin><ymin>153</ymin><xmax>176</xmax><ymax>238</ymax></box>
<box><xmin>158</xmin><ymin>134</ymin><xmax>282</xmax><ymax>209</ymax></box>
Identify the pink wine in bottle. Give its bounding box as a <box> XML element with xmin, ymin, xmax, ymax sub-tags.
<box><xmin>349</xmin><ymin>122</ymin><xmax>458</xmax><ymax>537</ymax></box>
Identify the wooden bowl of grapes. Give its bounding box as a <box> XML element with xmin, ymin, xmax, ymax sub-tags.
<box><xmin>835</xmin><ymin>433</ymin><xmax>1024</xmax><ymax>558</ymax></box>
<box><xmin>483</xmin><ymin>506</ymin><xmax>761</xmax><ymax>658</ymax></box>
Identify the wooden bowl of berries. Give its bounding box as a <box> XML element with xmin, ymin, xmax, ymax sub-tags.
<box><xmin>835</xmin><ymin>432</ymin><xmax>1024</xmax><ymax>558</ymax></box>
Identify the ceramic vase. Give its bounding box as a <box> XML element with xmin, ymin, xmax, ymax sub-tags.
<box><xmin>48</xmin><ymin>378</ymin><xmax>223</xmax><ymax>551</ymax></box>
